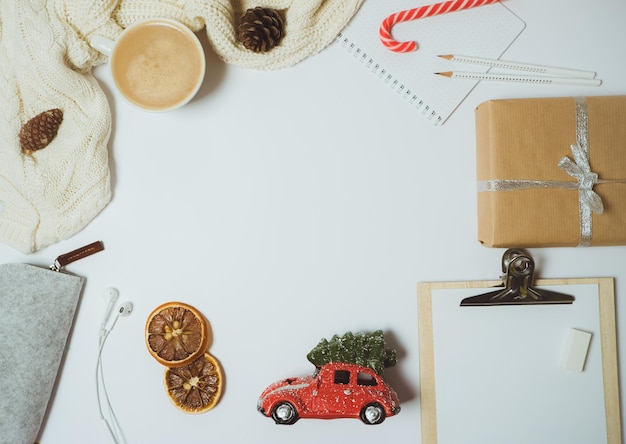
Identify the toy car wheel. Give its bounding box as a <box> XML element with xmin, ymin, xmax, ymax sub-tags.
<box><xmin>360</xmin><ymin>402</ymin><xmax>386</xmax><ymax>425</ymax></box>
<box><xmin>271</xmin><ymin>402</ymin><xmax>299</xmax><ymax>425</ymax></box>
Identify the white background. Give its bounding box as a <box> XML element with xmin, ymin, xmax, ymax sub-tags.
<box><xmin>1</xmin><ymin>0</ymin><xmax>624</xmax><ymax>442</ymax></box>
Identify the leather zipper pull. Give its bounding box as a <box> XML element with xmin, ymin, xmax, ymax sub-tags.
<box><xmin>50</xmin><ymin>241</ymin><xmax>105</xmax><ymax>272</ymax></box>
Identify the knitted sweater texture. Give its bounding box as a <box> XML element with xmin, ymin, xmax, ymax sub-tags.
<box><xmin>0</xmin><ymin>0</ymin><xmax>363</xmax><ymax>253</ymax></box>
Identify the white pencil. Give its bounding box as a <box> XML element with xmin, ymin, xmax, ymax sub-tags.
<box><xmin>435</xmin><ymin>71</ymin><xmax>602</xmax><ymax>87</ymax></box>
<box><xmin>438</xmin><ymin>54</ymin><xmax>597</xmax><ymax>79</ymax></box>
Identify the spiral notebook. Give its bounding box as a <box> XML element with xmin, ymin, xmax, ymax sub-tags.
<box><xmin>336</xmin><ymin>1</ymin><xmax>526</xmax><ymax>125</ymax></box>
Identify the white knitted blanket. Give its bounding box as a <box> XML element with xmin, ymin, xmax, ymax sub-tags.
<box><xmin>0</xmin><ymin>0</ymin><xmax>363</xmax><ymax>253</ymax></box>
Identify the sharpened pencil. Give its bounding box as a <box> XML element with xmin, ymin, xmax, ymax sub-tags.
<box><xmin>438</xmin><ymin>54</ymin><xmax>597</xmax><ymax>79</ymax></box>
<box><xmin>435</xmin><ymin>71</ymin><xmax>602</xmax><ymax>87</ymax></box>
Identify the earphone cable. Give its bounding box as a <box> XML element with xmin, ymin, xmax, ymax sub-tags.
<box><xmin>96</xmin><ymin>317</ymin><xmax>126</xmax><ymax>444</ymax></box>
<box><xmin>97</xmin><ymin>329</ymin><xmax>119</xmax><ymax>443</ymax></box>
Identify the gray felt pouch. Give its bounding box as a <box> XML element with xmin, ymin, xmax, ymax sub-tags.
<box><xmin>0</xmin><ymin>242</ymin><xmax>104</xmax><ymax>444</ymax></box>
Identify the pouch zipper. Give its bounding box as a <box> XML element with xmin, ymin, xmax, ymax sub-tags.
<box><xmin>49</xmin><ymin>241</ymin><xmax>105</xmax><ymax>272</ymax></box>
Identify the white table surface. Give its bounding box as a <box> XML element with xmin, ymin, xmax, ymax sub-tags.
<box><xmin>2</xmin><ymin>0</ymin><xmax>624</xmax><ymax>442</ymax></box>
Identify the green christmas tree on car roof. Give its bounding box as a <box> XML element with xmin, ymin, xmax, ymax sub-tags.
<box><xmin>306</xmin><ymin>330</ymin><xmax>397</xmax><ymax>375</ymax></box>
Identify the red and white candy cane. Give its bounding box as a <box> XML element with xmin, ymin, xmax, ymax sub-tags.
<box><xmin>379</xmin><ymin>0</ymin><xmax>500</xmax><ymax>53</ymax></box>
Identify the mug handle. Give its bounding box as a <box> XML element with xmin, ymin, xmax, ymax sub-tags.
<box><xmin>90</xmin><ymin>35</ymin><xmax>114</xmax><ymax>56</ymax></box>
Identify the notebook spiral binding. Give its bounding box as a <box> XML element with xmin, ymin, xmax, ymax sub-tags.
<box><xmin>336</xmin><ymin>33</ymin><xmax>442</xmax><ymax>125</ymax></box>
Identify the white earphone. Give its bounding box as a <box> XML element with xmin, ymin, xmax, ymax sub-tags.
<box><xmin>97</xmin><ymin>288</ymin><xmax>132</xmax><ymax>444</ymax></box>
<box><xmin>117</xmin><ymin>302</ymin><xmax>133</xmax><ymax>317</ymax></box>
<box><xmin>100</xmin><ymin>287</ymin><xmax>133</xmax><ymax>337</ymax></box>
<box><xmin>100</xmin><ymin>287</ymin><xmax>119</xmax><ymax>336</ymax></box>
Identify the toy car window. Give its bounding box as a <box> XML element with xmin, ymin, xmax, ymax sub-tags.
<box><xmin>357</xmin><ymin>372</ymin><xmax>378</xmax><ymax>386</ymax></box>
<box><xmin>333</xmin><ymin>370</ymin><xmax>350</xmax><ymax>384</ymax></box>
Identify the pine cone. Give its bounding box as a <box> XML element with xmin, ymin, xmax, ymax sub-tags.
<box><xmin>238</xmin><ymin>7</ymin><xmax>284</xmax><ymax>53</ymax></box>
<box><xmin>19</xmin><ymin>108</ymin><xmax>63</xmax><ymax>154</ymax></box>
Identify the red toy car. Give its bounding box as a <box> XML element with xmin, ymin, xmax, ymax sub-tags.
<box><xmin>257</xmin><ymin>361</ymin><xmax>400</xmax><ymax>425</ymax></box>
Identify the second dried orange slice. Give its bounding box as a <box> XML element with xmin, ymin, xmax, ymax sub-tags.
<box><xmin>164</xmin><ymin>352</ymin><xmax>223</xmax><ymax>413</ymax></box>
<box><xmin>145</xmin><ymin>302</ymin><xmax>209</xmax><ymax>368</ymax></box>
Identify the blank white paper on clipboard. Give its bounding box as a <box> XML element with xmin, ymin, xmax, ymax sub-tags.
<box><xmin>417</xmin><ymin>278</ymin><xmax>621</xmax><ymax>444</ymax></box>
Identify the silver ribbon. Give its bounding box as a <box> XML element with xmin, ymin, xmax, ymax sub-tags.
<box><xmin>478</xmin><ymin>97</ymin><xmax>625</xmax><ymax>247</ymax></box>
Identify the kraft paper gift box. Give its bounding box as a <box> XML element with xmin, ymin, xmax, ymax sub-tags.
<box><xmin>476</xmin><ymin>95</ymin><xmax>626</xmax><ymax>247</ymax></box>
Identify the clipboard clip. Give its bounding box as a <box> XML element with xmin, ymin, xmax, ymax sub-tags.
<box><xmin>460</xmin><ymin>249</ymin><xmax>575</xmax><ymax>306</ymax></box>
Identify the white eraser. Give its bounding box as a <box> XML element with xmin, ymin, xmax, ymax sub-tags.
<box><xmin>562</xmin><ymin>328</ymin><xmax>592</xmax><ymax>372</ymax></box>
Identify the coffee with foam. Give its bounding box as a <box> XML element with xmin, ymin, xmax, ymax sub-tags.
<box><xmin>111</xmin><ymin>20</ymin><xmax>205</xmax><ymax>111</ymax></box>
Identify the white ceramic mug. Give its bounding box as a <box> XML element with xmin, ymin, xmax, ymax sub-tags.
<box><xmin>91</xmin><ymin>18</ymin><xmax>205</xmax><ymax>112</ymax></box>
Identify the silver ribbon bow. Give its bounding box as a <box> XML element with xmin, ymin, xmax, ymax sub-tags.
<box><xmin>558</xmin><ymin>143</ymin><xmax>604</xmax><ymax>215</ymax></box>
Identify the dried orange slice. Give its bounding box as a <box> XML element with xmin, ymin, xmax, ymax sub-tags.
<box><xmin>164</xmin><ymin>352</ymin><xmax>223</xmax><ymax>414</ymax></box>
<box><xmin>145</xmin><ymin>302</ymin><xmax>209</xmax><ymax>368</ymax></box>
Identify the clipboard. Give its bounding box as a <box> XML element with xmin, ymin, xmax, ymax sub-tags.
<box><xmin>418</xmin><ymin>269</ymin><xmax>621</xmax><ymax>443</ymax></box>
